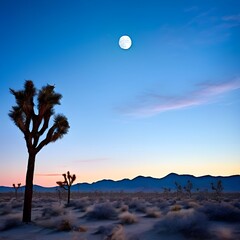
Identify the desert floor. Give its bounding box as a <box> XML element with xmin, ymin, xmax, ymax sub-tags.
<box><xmin>0</xmin><ymin>192</ymin><xmax>240</xmax><ymax>240</ymax></box>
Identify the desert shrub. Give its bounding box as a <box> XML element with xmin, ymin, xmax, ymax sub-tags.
<box><xmin>120</xmin><ymin>205</ymin><xmax>129</xmax><ymax>212</ymax></box>
<box><xmin>0</xmin><ymin>203</ymin><xmax>12</xmax><ymax>215</ymax></box>
<box><xmin>129</xmin><ymin>199</ymin><xmax>147</xmax><ymax>213</ymax></box>
<box><xmin>77</xmin><ymin>225</ymin><xmax>88</xmax><ymax>232</ymax></box>
<box><xmin>176</xmin><ymin>200</ymin><xmax>193</xmax><ymax>210</ymax></box>
<box><xmin>171</xmin><ymin>204</ymin><xmax>182</xmax><ymax>211</ymax></box>
<box><xmin>0</xmin><ymin>216</ymin><xmax>21</xmax><ymax>231</ymax></box>
<box><xmin>58</xmin><ymin>220</ymin><xmax>72</xmax><ymax>231</ymax></box>
<box><xmin>37</xmin><ymin>213</ymin><xmax>77</xmax><ymax>232</ymax></box>
<box><xmin>11</xmin><ymin>201</ymin><xmax>23</xmax><ymax>209</ymax></box>
<box><xmin>112</xmin><ymin>200</ymin><xmax>123</xmax><ymax>209</ymax></box>
<box><xmin>119</xmin><ymin>212</ymin><xmax>137</xmax><ymax>224</ymax></box>
<box><xmin>154</xmin><ymin>208</ymin><xmax>210</xmax><ymax>239</ymax></box>
<box><xmin>65</xmin><ymin>199</ymin><xmax>89</xmax><ymax>211</ymax></box>
<box><xmin>145</xmin><ymin>207</ymin><xmax>161</xmax><ymax>218</ymax></box>
<box><xmin>85</xmin><ymin>202</ymin><xmax>118</xmax><ymax>220</ymax></box>
<box><xmin>94</xmin><ymin>224</ymin><xmax>125</xmax><ymax>239</ymax></box>
<box><xmin>187</xmin><ymin>201</ymin><xmax>201</xmax><ymax>210</ymax></box>
<box><xmin>41</xmin><ymin>205</ymin><xmax>65</xmax><ymax>219</ymax></box>
<box><xmin>198</xmin><ymin>203</ymin><xmax>240</xmax><ymax>222</ymax></box>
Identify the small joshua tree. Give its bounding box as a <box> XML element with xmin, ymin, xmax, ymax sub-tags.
<box><xmin>175</xmin><ymin>181</ymin><xmax>182</xmax><ymax>199</ymax></box>
<box><xmin>13</xmin><ymin>183</ymin><xmax>21</xmax><ymax>199</ymax></box>
<box><xmin>57</xmin><ymin>171</ymin><xmax>76</xmax><ymax>204</ymax></box>
<box><xmin>211</xmin><ymin>180</ymin><xmax>223</xmax><ymax>201</ymax></box>
<box><xmin>163</xmin><ymin>187</ymin><xmax>171</xmax><ymax>199</ymax></box>
<box><xmin>184</xmin><ymin>180</ymin><xmax>193</xmax><ymax>198</ymax></box>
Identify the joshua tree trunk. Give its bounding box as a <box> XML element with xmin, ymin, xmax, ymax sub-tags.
<box><xmin>67</xmin><ymin>188</ymin><xmax>70</xmax><ymax>204</ymax></box>
<box><xmin>22</xmin><ymin>152</ymin><xmax>36</xmax><ymax>223</ymax></box>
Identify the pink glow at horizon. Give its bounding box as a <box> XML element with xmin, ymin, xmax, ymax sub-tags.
<box><xmin>1</xmin><ymin>161</ymin><xmax>240</xmax><ymax>187</ymax></box>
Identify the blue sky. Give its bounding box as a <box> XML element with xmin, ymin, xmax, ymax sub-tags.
<box><xmin>0</xmin><ymin>0</ymin><xmax>240</xmax><ymax>186</ymax></box>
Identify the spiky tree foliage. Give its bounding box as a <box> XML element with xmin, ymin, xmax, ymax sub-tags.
<box><xmin>211</xmin><ymin>180</ymin><xmax>223</xmax><ymax>201</ymax></box>
<box><xmin>175</xmin><ymin>181</ymin><xmax>182</xmax><ymax>199</ymax></box>
<box><xmin>9</xmin><ymin>80</ymin><xmax>70</xmax><ymax>223</ymax></box>
<box><xmin>56</xmin><ymin>171</ymin><xmax>76</xmax><ymax>204</ymax></box>
<box><xmin>184</xmin><ymin>180</ymin><xmax>193</xmax><ymax>198</ymax></box>
<box><xmin>163</xmin><ymin>187</ymin><xmax>171</xmax><ymax>199</ymax></box>
<box><xmin>13</xmin><ymin>183</ymin><xmax>21</xmax><ymax>199</ymax></box>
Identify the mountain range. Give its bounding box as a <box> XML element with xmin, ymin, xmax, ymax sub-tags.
<box><xmin>1</xmin><ymin>173</ymin><xmax>240</xmax><ymax>193</ymax></box>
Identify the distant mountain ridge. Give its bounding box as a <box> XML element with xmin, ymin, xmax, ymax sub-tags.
<box><xmin>1</xmin><ymin>173</ymin><xmax>240</xmax><ymax>193</ymax></box>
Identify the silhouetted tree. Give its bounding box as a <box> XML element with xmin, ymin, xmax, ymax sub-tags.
<box><xmin>9</xmin><ymin>80</ymin><xmax>70</xmax><ymax>223</ymax></box>
<box><xmin>163</xmin><ymin>187</ymin><xmax>171</xmax><ymax>199</ymax></box>
<box><xmin>184</xmin><ymin>180</ymin><xmax>193</xmax><ymax>198</ymax></box>
<box><xmin>175</xmin><ymin>181</ymin><xmax>182</xmax><ymax>199</ymax></box>
<box><xmin>56</xmin><ymin>171</ymin><xmax>76</xmax><ymax>204</ymax></box>
<box><xmin>13</xmin><ymin>183</ymin><xmax>21</xmax><ymax>199</ymax></box>
<box><xmin>211</xmin><ymin>180</ymin><xmax>223</xmax><ymax>201</ymax></box>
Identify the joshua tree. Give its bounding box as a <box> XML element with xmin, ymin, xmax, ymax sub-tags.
<box><xmin>184</xmin><ymin>180</ymin><xmax>193</xmax><ymax>198</ymax></box>
<box><xmin>175</xmin><ymin>181</ymin><xmax>182</xmax><ymax>199</ymax></box>
<box><xmin>57</xmin><ymin>171</ymin><xmax>76</xmax><ymax>204</ymax></box>
<box><xmin>13</xmin><ymin>183</ymin><xmax>21</xmax><ymax>199</ymax></box>
<box><xmin>163</xmin><ymin>187</ymin><xmax>171</xmax><ymax>199</ymax></box>
<box><xmin>9</xmin><ymin>80</ymin><xmax>70</xmax><ymax>223</ymax></box>
<box><xmin>211</xmin><ymin>180</ymin><xmax>223</xmax><ymax>201</ymax></box>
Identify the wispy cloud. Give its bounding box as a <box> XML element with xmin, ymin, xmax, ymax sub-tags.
<box><xmin>35</xmin><ymin>173</ymin><xmax>62</xmax><ymax>177</ymax></box>
<box><xmin>184</xmin><ymin>6</ymin><xmax>199</xmax><ymax>13</ymax></box>
<box><xmin>222</xmin><ymin>14</ymin><xmax>240</xmax><ymax>22</ymax></box>
<box><xmin>121</xmin><ymin>78</ymin><xmax>240</xmax><ymax>117</ymax></box>
<box><xmin>161</xmin><ymin>9</ymin><xmax>240</xmax><ymax>47</ymax></box>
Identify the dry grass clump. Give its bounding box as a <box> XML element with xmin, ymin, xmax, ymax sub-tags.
<box><xmin>0</xmin><ymin>202</ymin><xmax>12</xmax><ymax>215</ymax></box>
<box><xmin>119</xmin><ymin>212</ymin><xmax>138</xmax><ymax>224</ymax></box>
<box><xmin>37</xmin><ymin>213</ymin><xmax>78</xmax><ymax>232</ymax></box>
<box><xmin>170</xmin><ymin>204</ymin><xmax>182</xmax><ymax>211</ymax></box>
<box><xmin>78</xmin><ymin>225</ymin><xmax>88</xmax><ymax>232</ymax></box>
<box><xmin>41</xmin><ymin>204</ymin><xmax>65</xmax><ymax>219</ymax></box>
<box><xmin>85</xmin><ymin>202</ymin><xmax>118</xmax><ymax>220</ymax></box>
<box><xmin>198</xmin><ymin>202</ymin><xmax>240</xmax><ymax>222</ymax></box>
<box><xmin>112</xmin><ymin>200</ymin><xmax>123</xmax><ymax>209</ymax></box>
<box><xmin>94</xmin><ymin>224</ymin><xmax>125</xmax><ymax>240</ymax></box>
<box><xmin>187</xmin><ymin>201</ymin><xmax>201</xmax><ymax>209</ymax></box>
<box><xmin>157</xmin><ymin>199</ymin><xmax>175</xmax><ymax>213</ymax></box>
<box><xmin>0</xmin><ymin>215</ymin><xmax>21</xmax><ymax>231</ymax></box>
<box><xmin>58</xmin><ymin>219</ymin><xmax>72</xmax><ymax>231</ymax></box>
<box><xmin>145</xmin><ymin>207</ymin><xmax>161</xmax><ymax>218</ymax></box>
<box><xmin>65</xmin><ymin>198</ymin><xmax>90</xmax><ymax>212</ymax></box>
<box><xmin>154</xmin><ymin>208</ymin><xmax>210</xmax><ymax>239</ymax></box>
<box><xmin>11</xmin><ymin>201</ymin><xmax>23</xmax><ymax>209</ymax></box>
<box><xmin>120</xmin><ymin>204</ymin><xmax>129</xmax><ymax>212</ymax></box>
<box><xmin>129</xmin><ymin>198</ymin><xmax>147</xmax><ymax>213</ymax></box>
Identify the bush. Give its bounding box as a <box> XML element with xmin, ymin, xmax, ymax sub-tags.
<box><xmin>129</xmin><ymin>199</ymin><xmax>147</xmax><ymax>213</ymax></box>
<box><xmin>41</xmin><ymin>205</ymin><xmax>64</xmax><ymax>219</ymax></box>
<box><xmin>198</xmin><ymin>203</ymin><xmax>240</xmax><ymax>222</ymax></box>
<box><xmin>154</xmin><ymin>208</ymin><xmax>211</xmax><ymax>239</ymax></box>
<box><xmin>85</xmin><ymin>203</ymin><xmax>118</xmax><ymax>220</ymax></box>
<box><xmin>0</xmin><ymin>216</ymin><xmax>21</xmax><ymax>231</ymax></box>
<box><xmin>119</xmin><ymin>212</ymin><xmax>138</xmax><ymax>224</ymax></box>
<box><xmin>0</xmin><ymin>203</ymin><xmax>12</xmax><ymax>215</ymax></box>
<box><xmin>145</xmin><ymin>207</ymin><xmax>161</xmax><ymax>218</ymax></box>
<box><xmin>65</xmin><ymin>199</ymin><xmax>89</xmax><ymax>212</ymax></box>
<box><xmin>94</xmin><ymin>224</ymin><xmax>125</xmax><ymax>239</ymax></box>
<box><xmin>58</xmin><ymin>220</ymin><xmax>72</xmax><ymax>231</ymax></box>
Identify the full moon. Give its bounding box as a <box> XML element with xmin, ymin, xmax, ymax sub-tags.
<box><xmin>119</xmin><ymin>35</ymin><xmax>132</xmax><ymax>50</ymax></box>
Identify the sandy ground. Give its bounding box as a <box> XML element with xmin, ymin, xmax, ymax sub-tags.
<box><xmin>0</xmin><ymin>192</ymin><xmax>240</xmax><ymax>239</ymax></box>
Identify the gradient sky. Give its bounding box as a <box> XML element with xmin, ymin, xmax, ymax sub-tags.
<box><xmin>1</xmin><ymin>0</ymin><xmax>240</xmax><ymax>187</ymax></box>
